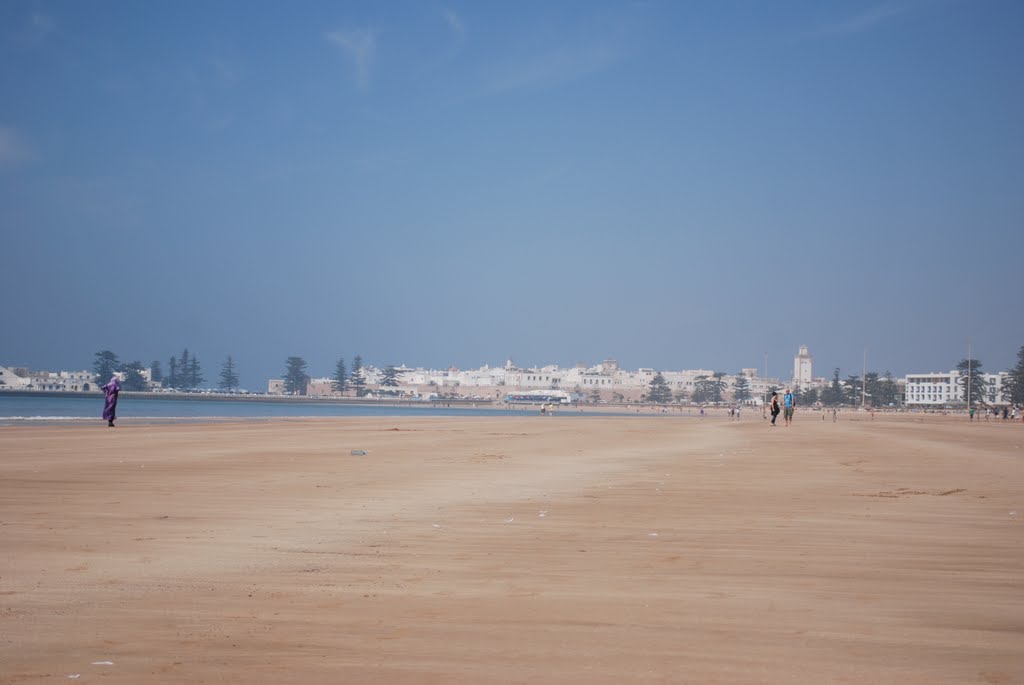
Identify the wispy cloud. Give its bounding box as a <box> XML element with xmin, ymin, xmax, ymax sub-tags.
<box><xmin>0</xmin><ymin>127</ymin><xmax>35</xmax><ymax>169</ymax></box>
<box><xmin>327</xmin><ymin>28</ymin><xmax>377</xmax><ymax>88</ymax></box>
<box><xmin>31</xmin><ymin>12</ymin><xmax>56</xmax><ymax>34</ymax></box>
<box><xmin>440</xmin><ymin>8</ymin><xmax>465</xmax><ymax>38</ymax></box>
<box><xmin>807</xmin><ymin>4</ymin><xmax>910</xmax><ymax>37</ymax></box>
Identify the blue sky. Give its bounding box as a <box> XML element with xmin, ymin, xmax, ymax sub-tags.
<box><xmin>1</xmin><ymin>0</ymin><xmax>1022</xmax><ymax>388</ymax></box>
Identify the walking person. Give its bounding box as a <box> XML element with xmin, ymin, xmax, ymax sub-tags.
<box><xmin>101</xmin><ymin>375</ymin><xmax>120</xmax><ymax>427</ymax></box>
<box><xmin>769</xmin><ymin>391</ymin><xmax>780</xmax><ymax>426</ymax></box>
<box><xmin>783</xmin><ymin>388</ymin><xmax>795</xmax><ymax>427</ymax></box>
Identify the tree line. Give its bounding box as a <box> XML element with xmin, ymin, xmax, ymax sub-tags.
<box><xmin>283</xmin><ymin>355</ymin><xmax>405</xmax><ymax>397</ymax></box>
<box><xmin>92</xmin><ymin>349</ymin><xmax>238</xmax><ymax>392</ymax></box>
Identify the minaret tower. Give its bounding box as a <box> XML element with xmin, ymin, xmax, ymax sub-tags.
<box><xmin>793</xmin><ymin>345</ymin><xmax>813</xmax><ymax>388</ymax></box>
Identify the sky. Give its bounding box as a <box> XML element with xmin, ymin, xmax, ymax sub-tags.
<box><xmin>1</xmin><ymin>0</ymin><xmax>1022</xmax><ymax>389</ymax></box>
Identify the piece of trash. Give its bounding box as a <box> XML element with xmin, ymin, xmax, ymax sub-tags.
<box><xmin>432</xmin><ymin>523</ymin><xmax>442</xmax><ymax>528</ymax></box>
<box><xmin>67</xmin><ymin>676</ymin><xmax>81</xmax><ymax>680</ymax></box>
<box><xmin>538</xmin><ymin>510</ymin><xmax>548</xmax><ymax>517</ymax></box>
<box><xmin>1011</xmin><ymin>511</ymin><xmax>1019</xmax><ymax>519</ymax></box>
<box><xmin>92</xmin><ymin>661</ymin><xmax>114</xmax><ymax>665</ymax></box>
<box><xmin>350</xmin><ymin>450</ymin><xmax>367</xmax><ymax>456</ymax></box>
<box><xmin>504</xmin><ymin>517</ymin><xmax>515</xmax><ymax>523</ymax></box>
<box><xmin>648</xmin><ymin>532</ymin><xmax>659</xmax><ymax>537</ymax></box>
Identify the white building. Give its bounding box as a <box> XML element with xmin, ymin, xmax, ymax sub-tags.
<box><xmin>0</xmin><ymin>366</ymin><xmax>32</xmax><ymax>389</ymax></box>
<box><xmin>793</xmin><ymin>345</ymin><xmax>813</xmax><ymax>388</ymax></box>
<box><xmin>904</xmin><ymin>371</ymin><xmax>1009</xmax><ymax>407</ymax></box>
<box><xmin>905</xmin><ymin>372</ymin><xmax>958</xmax><ymax>406</ymax></box>
<box><xmin>0</xmin><ymin>367</ymin><xmax>97</xmax><ymax>392</ymax></box>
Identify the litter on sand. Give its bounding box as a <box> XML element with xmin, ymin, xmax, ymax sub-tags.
<box><xmin>350</xmin><ymin>450</ymin><xmax>367</xmax><ymax>456</ymax></box>
<box><xmin>92</xmin><ymin>661</ymin><xmax>114</xmax><ymax>665</ymax></box>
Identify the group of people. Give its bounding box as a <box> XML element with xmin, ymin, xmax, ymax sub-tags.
<box><xmin>768</xmin><ymin>388</ymin><xmax>796</xmax><ymax>427</ymax></box>
<box><xmin>971</xmin><ymin>406</ymin><xmax>1020</xmax><ymax>421</ymax></box>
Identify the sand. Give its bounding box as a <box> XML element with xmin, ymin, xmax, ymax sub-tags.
<box><xmin>1</xmin><ymin>414</ymin><xmax>1022</xmax><ymax>684</ymax></box>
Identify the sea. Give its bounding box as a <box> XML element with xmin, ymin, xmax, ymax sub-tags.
<box><xmin>0</xmin><ymin>394</ymin><xmax>642</xmax><ymax>424</ymax></box>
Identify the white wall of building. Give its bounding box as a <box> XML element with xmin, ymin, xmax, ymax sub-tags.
<box><xmin>904</xmin><ymin>371</ymin><xmax>1009</xmax><ymax>406</ymax></box>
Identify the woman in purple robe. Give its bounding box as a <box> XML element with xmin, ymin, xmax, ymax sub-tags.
<box><xmin>101</xmin><ymin>376</ymin><xmax>120</xmax><ymax>427</ymax></box>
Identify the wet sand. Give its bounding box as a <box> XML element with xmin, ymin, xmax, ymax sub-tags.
<box><xmin>1</xmin><ymin>414</ymin><xmax>1022</xmax><ymax>684</ymax></box>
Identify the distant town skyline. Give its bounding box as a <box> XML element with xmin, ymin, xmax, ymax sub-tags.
<box><xmin>2</xmin><ymin>2</ymin><xmax>1022</xmax><ymax>390</ymax></box>
<box><xmin>2</xmin><ymin>341</ymin><xmax>1022</xmax><ymax>394</ymax></box>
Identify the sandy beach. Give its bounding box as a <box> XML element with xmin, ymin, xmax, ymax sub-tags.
<box><xmin>1</xmin><ymin>414</ymin><xmax>1021</xmax><ymax>684</ymax></box>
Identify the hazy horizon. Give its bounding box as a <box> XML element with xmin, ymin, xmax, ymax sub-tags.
<box><xmin>2</xmin><ymin>1</ymin><xmax>1022</xmax><ymax>389</ymax></box>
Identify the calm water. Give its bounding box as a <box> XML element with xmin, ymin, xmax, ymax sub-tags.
<box><xmin>0</xmin><ymin>394</ymin><xmax>641</xmax><ymax>424</ymax></box>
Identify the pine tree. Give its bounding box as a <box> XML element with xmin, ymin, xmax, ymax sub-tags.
<box><xmin>150</xmin><ymin>360</ymin><xmax>163</xmax><ymax>383</ymax></box>
<box><xmin>645</xmin><ymin>372</ymin><xmax>673</xmax><ymax>404</ymax></box>
<box><xmin>178</xmin><ymin>349</ymin><xmax>191</xmax><ymax>389</ymax></box>
<box><xmin>692</xmin><ymin>374</ymin><xmax>725</xmax><ymax>403</ymax></box>
<box><xmin>844</xmin><ymin>375</ymin><xmax>862</xmax><ymax>406</ymax></box>
<box><xmin>956</xmin><ymin>358</ymin><xmax>987</xmax><ymax>408</ymax></box>
<box><xmin>691</xmin><ymin>374</ymin><xmax>710</xmax><ymax>403</ymax></box>
<box><xmin>1004</xmin><ymin>346</ymin><xmax>1024</xmax><ymax>407</ymax></box>
<box><xmin>168</xmin><ymin>356</ymin><xmax>178</xmax><ymax>389</ymax></box>
<box><xmin>732</xmin><ymin>373</ymin><xmax>751</xmax><ymax>403</ymax></box>
<box><xmin>332</xmin><ymin>358</ymin><xmax>347</xmax><ymax>394</ymax></box>
<box><xmin>877</xmin><ymin>371</ymin><xmax>899</xmax><ymax>407</ymax></box>
<box><xmin>188</xmin><ymin>356</ymin><xmax>204</xmax><ymax>390</ymax></box>
<box><xmin>380</xmin><ymin>365</ymin><xmax>403</xmax><ymax>387</ymax></box>
<box><xmin>710</xmin><ymin>371</ymin><xmax>727</xmax><ymax>403</ymax></box>
<box><xmin>92</xmin><ymin>350</ymin><xmax>120</xmax><ymax>386</ymax></box>
<box><xmin>219</xmin><ymin>356</ymin><xmax>239</xmax><ymax>392</ymax></box>
<box><xmin>350</xmin><ymin>355</ymin><xmax>367</xmax><ymax>397</ymax></box>
<box><xmin>284</xmin><ymin>356</ymin><xmax>309</xmax><ymax>395</ymax></box>
<box><xmin>121</xmin><ymin>360</ymin><xmax>148</xmax><ymax>391</ymax></box>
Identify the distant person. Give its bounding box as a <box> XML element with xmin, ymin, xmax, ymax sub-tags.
<box><xmin>832</xmin><ymin>407</ymin><xmax>837</xmax><ymax>423</ymax></box>
<box><xmin>969</xmin><ymin>407</ymin><xmax>975</xmax><ymax>421</ymax></box>
<box><xmin>783</xmin><ymin>388</ymin><xmax>795</xmax><ymax>427</ymax></box>
<box><xmin>769</xmin><ymin>392</ymin><xmax>780</xmax><ymax>426</ymax></box>
<box><xmin>101</xmin><ymin>376</ymin><xmax>120</xmax><ymax>427</ymax></box>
